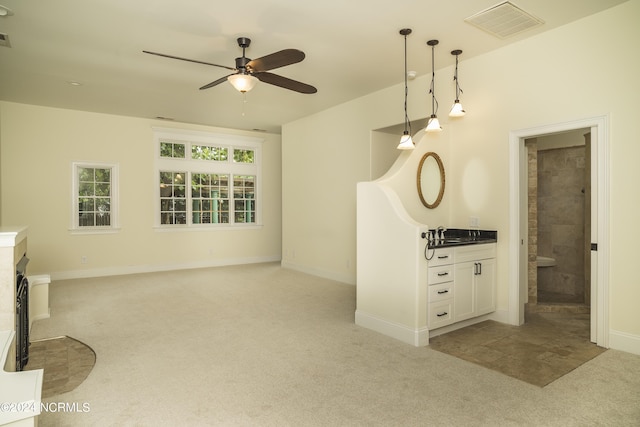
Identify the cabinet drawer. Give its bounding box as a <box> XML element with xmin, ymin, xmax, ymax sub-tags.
<box><xmin>428</xmin><ymin>248</ymin><xmax>454</xmax><ymax>267</ymax></box>
<box><xmin>428</xmin><ymin>300</ymin><xmax>454</xmax><ymax>329</ymax></box>
<box><xmin>428</xmin><ymin>265</ymin><xmax>454</xmax><ymax>285</ymax></box>
<box><xmin>454</xmin><ymin>243</ymin><xmax>496</xmax><ymax>263</ymax></box>
<box><xmin>429</xmin><ymin>282</ymin><xmax>454</xmax><ymax>303</ymax></box>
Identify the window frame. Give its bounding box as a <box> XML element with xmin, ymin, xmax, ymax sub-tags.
<box><xmin>70</xmin><ymin>161</ymin><xmax>120</xmax><ymax>234</ymax></box>
<box><xmin>153</xmin><ymin>127</ymin><xmax>263</xmax><ymax>229</ymax></box>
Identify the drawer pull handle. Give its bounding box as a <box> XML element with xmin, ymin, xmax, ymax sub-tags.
<box><xmin>437</xmin><ymin>255</ymin><xmax>449</xmax><ymax>259</ymax></box>
<box><xmin>436</xmin><ymin>312</ymin><xmax>448</xmax><ymax>317</ymax></box>
<box><xmin>437</xmin><ymin>290</ymin><xmax>449</xmax><ymax>294</ymax></box>
<box><xmin>437</xmin><ymin>272</ymin><xmax>449</xmax><ymax>276</ymax></box>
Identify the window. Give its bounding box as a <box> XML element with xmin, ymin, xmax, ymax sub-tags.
<box><xmin>72</xmin><ymin>162</ymin><xmax>119</xmax><ymax>232</ymax></box>
<box><xmin>154</xmin><ymin>128</ymin><xmax>262</xmax><ymax>228</ymax></box>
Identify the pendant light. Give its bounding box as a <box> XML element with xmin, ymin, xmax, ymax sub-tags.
<box><xmin>449</xmin><ymin>49</ymin><xmax>466</xmax><ymax>117</ymax></box>
<box><xmin>397</xmin><ymin>28</ymin><xmax>414</xmax><ymax>150</ymax></box>
<box><xmin>425</xmin><ymin>39</ymin><xmax>442</xmax><ymax>132</ymax></box>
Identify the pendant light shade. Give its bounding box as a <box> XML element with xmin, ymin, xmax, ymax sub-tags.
<box><xmin>397</xmin><ymin>28</ymin><xmax>414</xmax><ymax>150</ymax></box>
<box><xmin>426</xmin><ymin>115</ymin><xmax>441</xmax><ymax>132</ymax></box>
<box><xmin>449</xmin><ymin>49</ymin><xmax>466</xmax><ymax>117</ymax></box>
<box><xmin>398</xmin><ymin>131</ymin><xmax>414</xmax><ymax>150</ymax></box>
<box><xmin>449</xmin><ymin>101</ymin><xmax>465</xmax><ymax>117</ymax></box>
<box><xmin>425</xmin><ymin>39</ymin><xmax>442</xmax><ymax>133</ymax></box>
<box><xmin>227</xmin><ymin>73</ymin><xmax>258</xmax><ymax>93</ymax></box>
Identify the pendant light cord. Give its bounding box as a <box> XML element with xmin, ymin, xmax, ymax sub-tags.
<box><xmin>403</xmin><ymin>32</ymin><xmax>411</xmax><ymax>135</ymax></box>
<box><xmin>429</xmin><ymin>43</ymin><xmax>438</xmax><ymax>116</ymax></box>
<box><xmin>454</xmin><ymin>54</ymin><xmax>463</xmax><ymax>100</ymax></box>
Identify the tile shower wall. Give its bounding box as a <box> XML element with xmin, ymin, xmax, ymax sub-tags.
<box><xmin>537</xmin><ymin>146</ymin><xmax>586</xmax><ymax>303</ymax></box>
<box><xmin>526</xmin><ymin>139</ymin><xmax>538</xmax><ymax>306</ymax></box>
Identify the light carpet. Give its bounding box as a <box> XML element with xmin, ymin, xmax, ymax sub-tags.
<box><xmin>30</xmin><ymin>262</ymin><xmax>640</xmax><ymax>426</ymax></box>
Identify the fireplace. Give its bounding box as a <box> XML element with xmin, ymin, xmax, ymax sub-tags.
<box><xmin>16</xmin><ymin>254</ymin><xmax>29</xmax><ymax>371</ymax></box>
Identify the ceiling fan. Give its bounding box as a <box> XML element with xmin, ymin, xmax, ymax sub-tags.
<box><xmin>143</xmin><ymin>37</ymin><xmax>317</xmax><ymax>94</ymax></box>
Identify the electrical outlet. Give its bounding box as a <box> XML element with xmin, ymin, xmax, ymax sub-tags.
<box><xmin>470</xmin><ymin>217</ymin><xmax>480</xmax><ymax>227</ymax></box>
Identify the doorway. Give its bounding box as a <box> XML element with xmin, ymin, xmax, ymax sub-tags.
<box><xmin>509</xmin><ymin>116</ymin><xmax>609</xmax><ymax>348</ymax></box>
<box><xmin>526</xmin><ymin>130</ymin><xmax>590</xmax><ymax>308</ymax></box>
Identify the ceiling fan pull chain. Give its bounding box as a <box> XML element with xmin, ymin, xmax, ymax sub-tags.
<box><xmin>242</xmin><ymin>92</ymin><xmax>248</xmax><ymax>116</ymax></box>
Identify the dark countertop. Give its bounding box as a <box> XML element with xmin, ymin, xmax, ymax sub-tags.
<box><xmin>425</xmin><ymin>228</ymin><xmax>497</xmax><ymax>248</ymax></box>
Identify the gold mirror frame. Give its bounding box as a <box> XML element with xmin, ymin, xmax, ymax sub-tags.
<box><xmin>417</xmin><ymin>152</ymin><xmax>445</xmax><ymax>209</ymax></box>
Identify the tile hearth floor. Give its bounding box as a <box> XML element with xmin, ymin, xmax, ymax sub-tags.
<box><xmin>24</xmin><ymin>336</ymin><xmax>96</xmax><ymax>398</ymax></box>
<box><xmin>428</xmin><ymin>311</ymin><xmax>606</xmax><ymax>387</ymax></box>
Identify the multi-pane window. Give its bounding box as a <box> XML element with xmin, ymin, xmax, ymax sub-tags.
<box><xmin>233</xmin><ymin>149</ymin><xmax>254</xmax><ymax>163</ymax></box>
<box><xmin>159</xmin><ymin>171</ymin><xmax>186</xmax><ymax>225</ymax></box>
<box><xmin>160</xmin><ymin>141</ymin><xmax>186</xmax><ymax>159</ymax></box>
<box><xmin>233</xmin><ymin>175</ymin><xmax>255</xmax><ymax>223</ymax></box>
<box><xmin>192</xmin><ymin>173</ymin><xmax>229</xmax><ymax>224</ymax></box>
<box><xmin>192</xmin><ymin>144</ymin><xmax>228</xmax><ymax>161</ymax></box>
<box><xmin>154</xmin><ymin>129</ymin><xmax>262</xmax><ymax>228</ymax></box>
<box><xmin>72</xmin><ymin>162</ymin><xmax>119</xmax><ymax>231</ymax></box>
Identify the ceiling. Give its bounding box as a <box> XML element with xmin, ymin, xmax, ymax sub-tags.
<box><xmin>0</xmin><ymin>0</ymin><xmax>627</xmax><ymax>134</ymax></box>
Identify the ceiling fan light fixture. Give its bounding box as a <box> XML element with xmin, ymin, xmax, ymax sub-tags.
<box><xmin>227</xmin><ymin>73</ymin><xmax>258</xmax><ymax>93</ymax></box>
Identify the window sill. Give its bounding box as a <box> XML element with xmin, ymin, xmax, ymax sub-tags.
<box><xmin>152</xmin><ymin>224</ymin><xmax>263</xmax><ymax>232</ymax></box>
<box><xmin>69</xmin><ymin>227</ymin><xmax>121</xmax><ymax>235</ymax></box>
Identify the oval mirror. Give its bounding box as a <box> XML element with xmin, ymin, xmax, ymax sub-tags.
<box><xmin>417</xmin><ymin>152</ymin><xmax>445</xmax><ymax>209</ymax></box>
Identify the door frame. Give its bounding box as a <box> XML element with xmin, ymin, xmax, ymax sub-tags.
<box><xmin>508</xmin><ymin>115</ymin><xmax>609</xmax><ymax>348</ymax></box>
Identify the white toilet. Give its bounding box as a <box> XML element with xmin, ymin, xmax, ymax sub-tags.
<box><xmin>536</xmin><ymin>256</ymin><xmax>556</xmax><ymax>268</ymax></box>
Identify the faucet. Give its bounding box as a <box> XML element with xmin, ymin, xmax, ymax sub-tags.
<box><xmin>437</xmin><ymin>226</ymin><xmax>446</xmax><ymax>241</ymax></box>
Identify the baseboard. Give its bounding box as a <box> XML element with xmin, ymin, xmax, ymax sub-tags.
<box><xmin>281</xmin><ymin>260</ymin><xmax>354</xmax><ymax>285</ymax></box>
<box><xmin>49</xmin><ymin>255</ymin><xmax>281</xmax><ymax>281</ymax></box>
<box><xmin>488</xmin><ymin>308</ymin><xmax>512</xmax><ymax>325</ymax></box>
<box><xmin>428</xmin><ymin>314</ymin><xmax>493</xmax><ymax>338</ymax></box>
<box><xmin>355</xmin><ymin>310</ymin><xmax>428</xmax><ymax>347</ymax></box>
<box><xmin>609</xmin><ymin>329</ymin><xmax>640</xmax><ymax>356</ymax></box>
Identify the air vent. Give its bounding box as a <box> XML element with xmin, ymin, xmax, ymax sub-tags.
<box><xmin>465</xmin><ymin>1</ymin><xmax>543</xmax><ymax>39</ymax></box>
<box><xmin>0</xmin><ymin>33</ymin><xmax>11</xmax><ymax>48</ymax></box>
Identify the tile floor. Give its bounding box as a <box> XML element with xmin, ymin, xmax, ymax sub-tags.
<box><xmin>428</xmin><ymin>310</ymin><xmax>606</xmax><ymax>387</ymax></box>
<box><xmin>24</xmin><ymin>336</ymin><xmax>96</xmax><ymax>398</ymax></box>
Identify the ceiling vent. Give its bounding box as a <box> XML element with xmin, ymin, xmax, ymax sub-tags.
<box><xmin>465</xmin><ymin>1</ymin><xmax>544</xmax><ymax>39</ymax></box>
<box><xmin>0</xmin><ymin>33</ymin><xmax>11</xmax><ymax>48</ymax></box>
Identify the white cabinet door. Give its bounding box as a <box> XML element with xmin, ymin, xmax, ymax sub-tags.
<box><xmin>454</xmin><ymin>261</ymin><xmax>475</xmax><ymax>322</ymax></box>
<box><xmin>454</xmin><ymin>257</ymin><xmax>496</xmax><ymax>322</ymax></box>
<box><xmin>475</xmin><ymin>258</ymin><xmax>496</xmax><ymax>316</ymax></box>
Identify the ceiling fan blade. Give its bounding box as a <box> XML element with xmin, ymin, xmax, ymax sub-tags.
<box><xmin>254</xmin><ymin>72</ymin><xmax>317</xmax><ymax>94</ymax></box>
<box><xmin>199</xmin><ymin>74</ymin><xmax>235</xmax><ymax>90</ymax></box>
<box><xmin>247</xmin><ymin>49</ymin><xmax>305</xmax><ymax>73</ymax></box>
<box><xmin>143</xmin><ymin>50</ymin><xmax>236</xmax><ymax>71</ymax></box>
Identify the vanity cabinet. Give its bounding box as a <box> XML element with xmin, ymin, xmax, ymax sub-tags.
<box><xmin>426</xmin><ymin>247</ymin><xmax>455</xmax><ymax>329</ymax></box>
<box><xmin>454</xmin><ymin>246</ymin><xmax>496</xmax><ymax>322</ymax></box>
<box><xmin>427</xmin><ymin>243</ymin><xmax>496</xmax><ymax>330</ymax></box>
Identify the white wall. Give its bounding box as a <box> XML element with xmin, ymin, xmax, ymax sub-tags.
<box><xmin>282</xmin><ymin>1</ymin><xmax>640</xmax><ymax>343</ymax></box>
<box><xmin>370</xmin><ymin>130</ymin><xmax>400</xmax><ymax>180</ymax></box>
<box><xmin>0</xmin><ymin>102</ymin><xmax>283</xmax><ymax>279</ymax></box>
